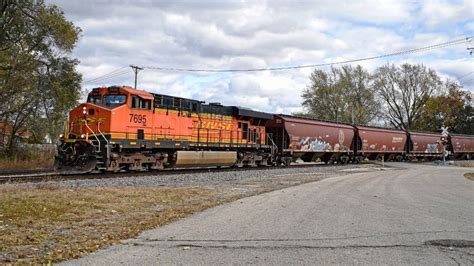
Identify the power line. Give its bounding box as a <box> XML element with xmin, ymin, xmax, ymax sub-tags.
<box><xmin>141</xmin><ymin>36</ymin><xmax>473</xmax><ymax>73</ymax></box>
<box><xmin>85</xmin><ymin>67</ymin><xmax>129</xmax><ymax>83</ymax></box>
<box><xmin>83</xmin><ymin>66</ymin><xmax>130</xmax><ymax>84</ymax></box>
<box><xmin>85</xmin><ymin>70</ymin><xmax>132</xmax><ymax>84</ymax></box>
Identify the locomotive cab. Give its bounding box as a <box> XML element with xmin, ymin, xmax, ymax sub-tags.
<box><xmin>86</xmin><ymin>86</ymin><xmax>130</xmax><ymax>109</ymax></box>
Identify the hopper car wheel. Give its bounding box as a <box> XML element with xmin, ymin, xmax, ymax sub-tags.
<box><xmin>283</xmin><ymin>157</ymin><xmax>292</xmax><ymax>167</ymax></box>
<box><xmin>339</xmin><ymin>155</ymin><xmax>349</xmax><ymax>164</ymax></box>
<box><xmin>351</xmin><ymin>156</ymin><xmax>361</xmax><ymax>164</ymax></box>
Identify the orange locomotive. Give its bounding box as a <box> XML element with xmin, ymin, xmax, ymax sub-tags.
<box><xmin>55</xmin><ymin>86</ymin><xmax>275</xmax><ymax>173</ymax></box>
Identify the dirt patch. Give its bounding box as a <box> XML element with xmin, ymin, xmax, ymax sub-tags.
<box><xmin>454</xmin><ymin>161</ymin><xmax>474</xmax><ymax>168</ymax></box>
<box><xmin>464</xmin><ymin>172</ymin><xmax>474</xmax><ymax>181</ymax></box>
<box><xmin>0</xmin><ymin>186</ymin><xmax>223</xmax><ymax>264</ymax></box>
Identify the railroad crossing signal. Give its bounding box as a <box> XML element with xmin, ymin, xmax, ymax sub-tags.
<box><xmin>441</xmin><ymin>126</ymin><xmax>449</xmax><ymax>137</ymax></box>
<box><xmin>439</xmin><ymin>128</ymin><xmax>449</xmax><ymax>165</ymax></box>
<box><xmin>437</xmin><ymin>136</ymin><xmax>447</xmax><ymax>146</ymax></box>
<box><xmin>440</xmin><ymin>127</ymin><xmax>449</xmax><ymax>145</ymax></box>
<box><xmin>440</xmin><ymin>136</ymin><xmax>447</xmax><ymax>145</ymax></box>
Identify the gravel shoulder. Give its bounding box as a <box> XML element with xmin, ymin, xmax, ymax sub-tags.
<box><xmin>2</xmin><ymin>164</ymin><xmax>386</xmax><ymax>199</ymax></box>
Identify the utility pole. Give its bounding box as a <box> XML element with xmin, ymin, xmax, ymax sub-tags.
<box><xmin>130</xmin><ymin>65</ymin><xmax>143</xmax><ymax>89</ymax></box>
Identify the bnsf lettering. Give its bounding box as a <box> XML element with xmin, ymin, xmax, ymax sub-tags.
<box><xmin>129</xmin><ymin>114</ymin><xmax>147</xmax><ymax>125</ymax></box>
<box><xmin>196</xmin><ymin>121</ymin><xmax>232</xmax><ymax>130</ymax></box>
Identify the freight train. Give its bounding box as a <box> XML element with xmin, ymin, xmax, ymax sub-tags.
<box><xmin>54</xmin><ymin>86</ymin><xmax>474</xmax><ymax>174</ymax></box>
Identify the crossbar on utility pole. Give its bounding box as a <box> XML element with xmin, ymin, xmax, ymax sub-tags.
<box><xmin>130</xmin><ymin>65</ymin><xmax>144</xmax><ymax>89</ymax></box>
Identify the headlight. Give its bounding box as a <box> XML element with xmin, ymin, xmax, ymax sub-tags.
<box><xmin>80</xmin><ymin>134</ymin><xmax>86</xmax><ymax>139</ymax></box>
<box><xmin>59</xmin><ymin>134</ymin><xmax>64</xmax><ymax>138</ymax></box>
<box><xmin>82</xmin><ymin>106</ymin><xmax>87</xmax><ymax>115</ymax></box>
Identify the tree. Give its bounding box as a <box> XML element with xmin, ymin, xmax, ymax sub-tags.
<box><xmin>301</xmin><ymin>65</ymin><xmax>379</xmax><ymax>124</ymax></box>
<box><xmin>0</xmin><ymin>0</ymin><xmax>81</xmax><ymax>154</ymax></box>
<box><xmin>339</xmin><ymin>65</ymin><xmax>379</xmax><ymax>124</ymax></box>
<box><xmin>455</xmin><ymin>100</ymin><xmax>473</xmax><ymax>134</ymax></box>
<box><xmin>372</xmin><ymin>63</ymin><xmax>442</xmax><ymax>130</ymax></box>
<box><xmin>414</xmin><ymin>81</ymin><xmax>473</xmax><ymax>134</ymax></box>
<box><xmin>301</xmin><ymin>67</ymin><xmax>345</xmax><ymax>121</ymax></box>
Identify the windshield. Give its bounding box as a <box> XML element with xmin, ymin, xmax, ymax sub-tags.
<box><xmin>87</xmin><ymin>95</ymin><xmax>101</xmax><ymax>104</ymax></box>
<box><xmin>104</xmin><ymin>94</ymin><xmax>127</xmax><ymax>105</ymax></box>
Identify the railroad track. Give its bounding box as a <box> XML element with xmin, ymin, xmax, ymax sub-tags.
<box><xmin>0</xmin><ymin>162</ymin><xmax>358</xmax><ymax>184</ymax></box>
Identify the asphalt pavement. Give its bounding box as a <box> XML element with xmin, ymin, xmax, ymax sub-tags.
<box><xmin>63</xmin><ymin>163</ymin><xmax>474</xmax><ymax>265</ymax></box>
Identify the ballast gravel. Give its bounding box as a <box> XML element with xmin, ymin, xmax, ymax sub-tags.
<box><xmin>2</xmin><ymin>164</ymin><xmax>387</xmax><ymax>198</ymax></box>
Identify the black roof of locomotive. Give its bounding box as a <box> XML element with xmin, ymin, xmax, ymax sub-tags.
<box><xmin>151</xmin><ymin>92</ymin><xmax>273</xmax><ymax>120</ymax></box>
<box><xmin>233</xmin><ymin>107</ymin><xmax>273</xmax><ymax>120</ymax></box>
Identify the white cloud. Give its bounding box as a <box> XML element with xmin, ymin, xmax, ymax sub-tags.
<box><xmin>421</xmin><ymin>0</ymin><xmax>473</xmax><ymax>27</ymax></box>
<box><xmin>46</xmin><ymin>0</ymin><xmax>474</xmax><ymax>113</ymax></box>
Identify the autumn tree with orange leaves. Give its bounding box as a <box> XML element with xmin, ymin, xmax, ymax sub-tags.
<box><xmin>414</xmin><ymin>81</ymin><xmax>473</xmax><ymax>134</ymax></box>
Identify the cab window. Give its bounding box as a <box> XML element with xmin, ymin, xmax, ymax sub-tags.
<box><xmin>104</xmin><ymin>94</ymin><xmax>127</xmax><ymax>105</ymax></box>
<box><xmin>131</xmin><ymin>95</ymin><xmax>152</xmax><ymax>110</ymax></box>
<box><xmin>87</xmin><ymin>95</ymin><xmax>101</xmax><ymax>104</ymax></box>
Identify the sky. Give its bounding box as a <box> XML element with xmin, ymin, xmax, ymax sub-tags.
<box><xmin>47</xmin><ymin>0</ymin><xmax>474</xmax><ymax>114</ymax></box>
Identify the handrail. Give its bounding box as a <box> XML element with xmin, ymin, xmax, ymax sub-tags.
<box><xmin>83</xmin><ymin>119</ymin><xmax>101</xmax><ymax>152</ymax></box>
<box><xmin>267</xmin><ymin>133</ymin><xmax>278</xmax><ymax>157</ymax></box>
<box><xmin>97</xmin><ymin>121</ymin><xmax>109</xmax><ymax>146</ymax></box>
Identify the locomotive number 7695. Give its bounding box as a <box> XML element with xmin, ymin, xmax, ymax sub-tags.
<box><xmin>129</xmin><ymin>114</ymin><xmax>147</xmax><ymax>125</ymax></box>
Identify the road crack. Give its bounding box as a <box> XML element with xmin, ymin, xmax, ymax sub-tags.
<box><xmin>138</xmin><ymin>230</ymin><xmax>474</xmax><ymax>244</ymax></box>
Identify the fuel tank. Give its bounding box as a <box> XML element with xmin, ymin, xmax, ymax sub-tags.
<box><xmin>175</xmin><ymin>151</ymin><xmax>237</xmax><ymax>167</ymax></box>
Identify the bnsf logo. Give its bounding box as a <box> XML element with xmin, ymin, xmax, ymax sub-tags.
<box><xmin>196</xmin><ymin>121</ymin><xmax>232</xmax><ymax>130</ymax></box>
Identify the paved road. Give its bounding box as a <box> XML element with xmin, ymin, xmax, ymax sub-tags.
<box><xmin>64</xmin><ymin>163</ymin><xmax>474</xmax><ymax>265</ymax></box>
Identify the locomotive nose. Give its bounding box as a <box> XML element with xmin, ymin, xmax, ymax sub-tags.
<box><xmin>82</xmin><ymin>103</ymin><xmax>97</xmax><ymax>116</ymax></box>
<box><xmin>65</xmin><ymin>102</ymin><xmax>110</xmax><ymax>140</ymax></box>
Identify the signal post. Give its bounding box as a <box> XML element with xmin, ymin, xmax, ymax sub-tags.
<box><xmin>440</xmin><ymin>127</ymin><xmax>449</xmax><ymax>165</ymax></box>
